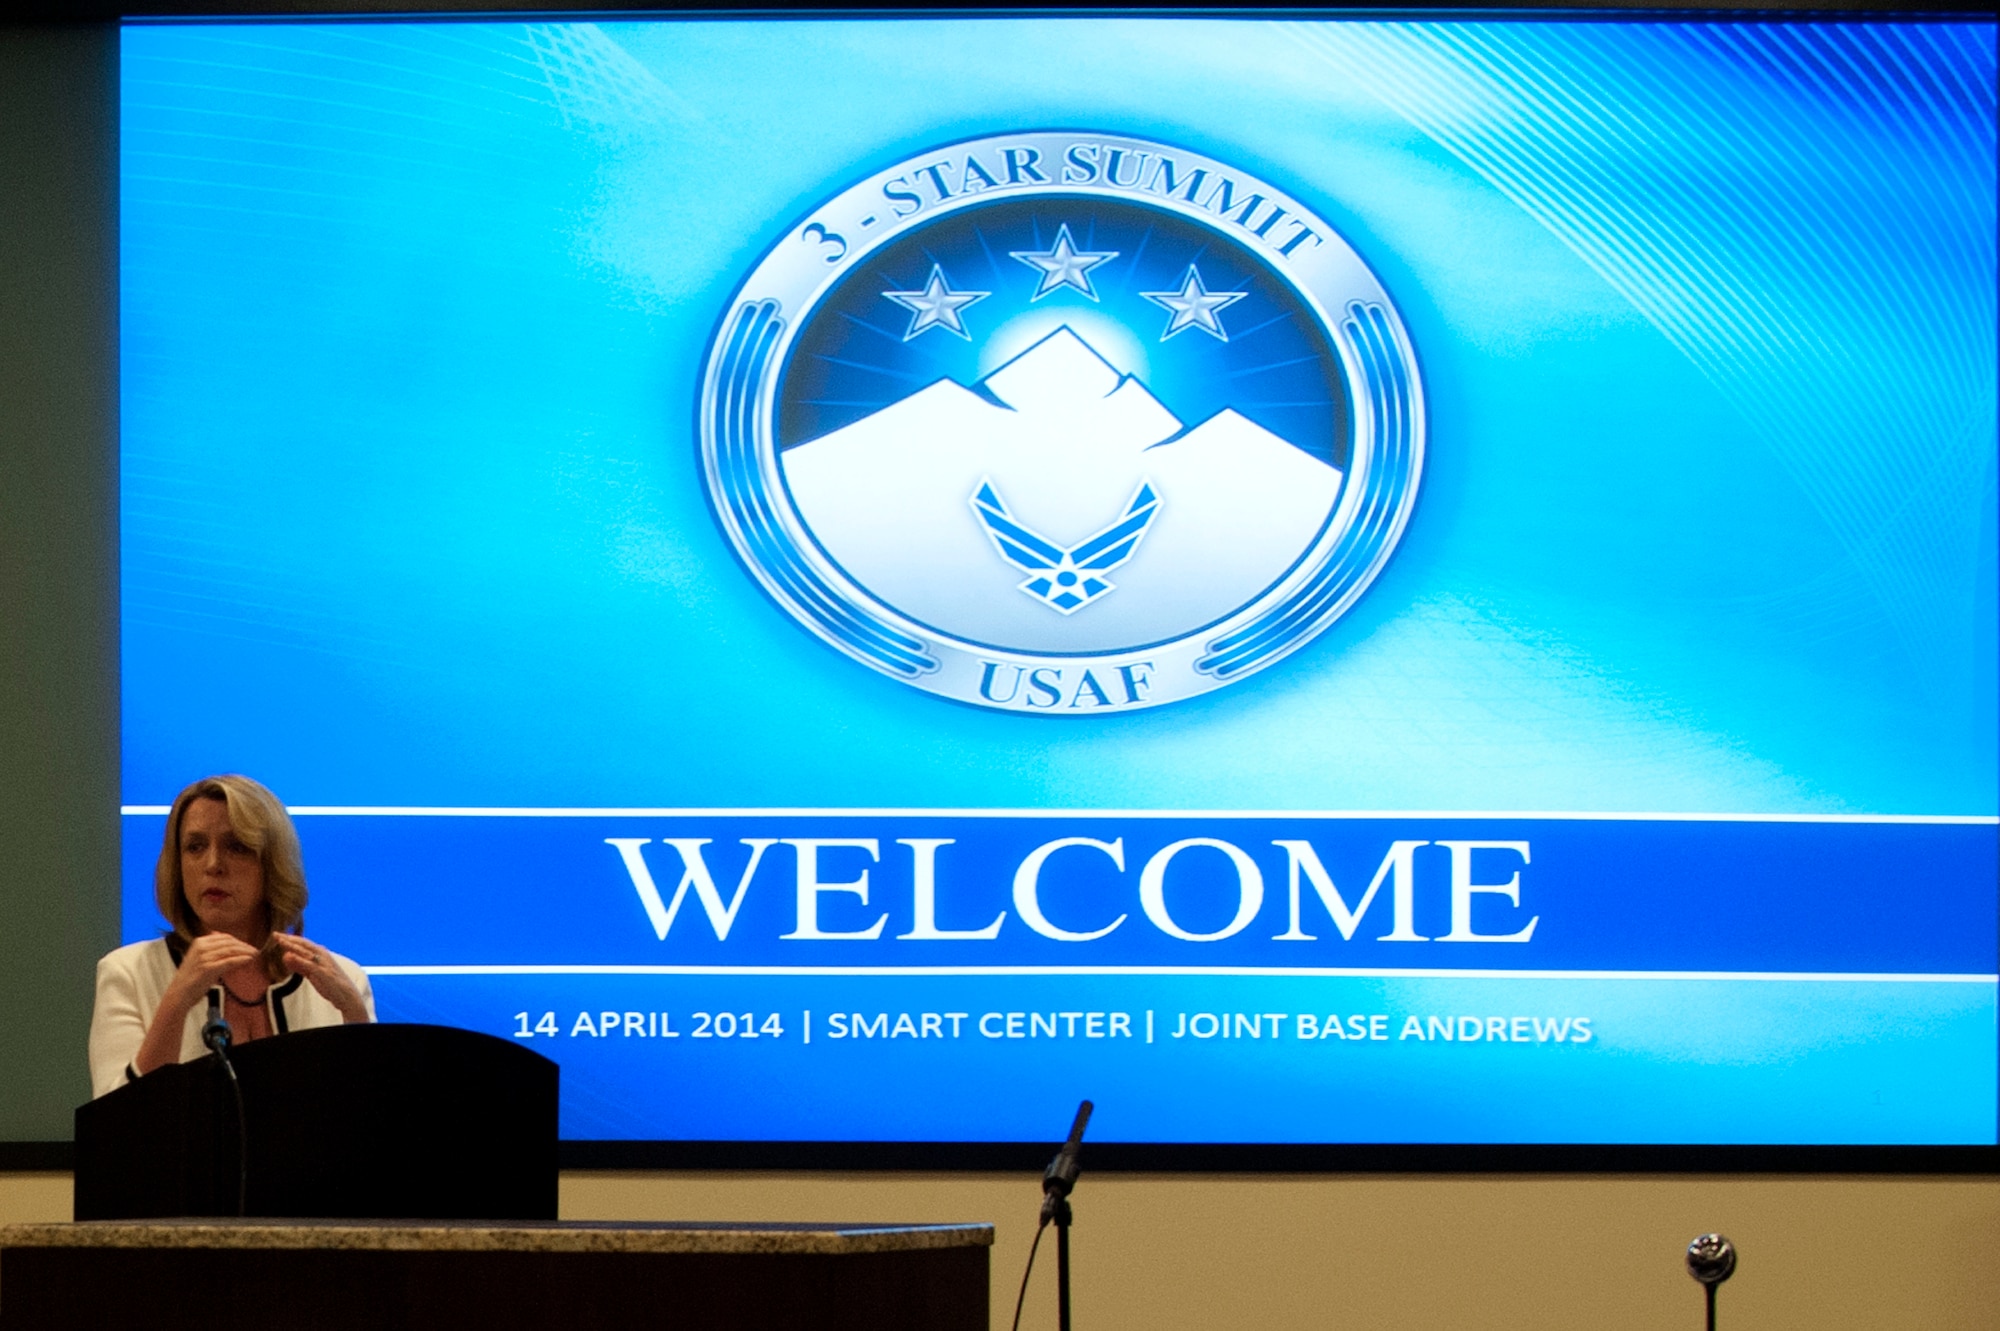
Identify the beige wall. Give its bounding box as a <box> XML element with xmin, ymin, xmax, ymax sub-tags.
<box><xmin>7</xmin><ymin>1170</ymin><xmax>1995</xmax><ymax>1329</ymax></box>
<box><xmin>0</xmin><ymin>1177</ymin><xmax>68</xmax><ymax>1229</ymax></box>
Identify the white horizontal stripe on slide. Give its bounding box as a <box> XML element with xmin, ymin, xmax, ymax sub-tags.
<box><xmin>120</xmin><ymin>806</ymin><xmax>2000</xmax><ymax>824</ymax></box>
<box><xmin>359</xmin><ymin>965</ymin><xmax>1999</xmax><ymax>983</ymax></box>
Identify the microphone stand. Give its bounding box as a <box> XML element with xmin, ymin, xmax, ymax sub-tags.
<box><xmin>1012</xmin><ymin>1101</ymin><xmax>1094</xmax><ymax>1331</ymax></box>
<box><xmin>1053</xmin><ymin>1193</ymin><xmax>1073</xmax><ymax>1331</ymax></box>
<box><xmin>1040</xmin><ymin>1100</ymin><xmax>1092</xmax><ymax>1331</ymax></box>
<box><xmin>202</xmin><ymin>990</ymin><xmax>248</xmax><ymax>1217</ymax></box>
<box><xmin>1685</xmin><ymin>1233</ymin><xmax>1736</xmax><ymax>1331</ymax></box>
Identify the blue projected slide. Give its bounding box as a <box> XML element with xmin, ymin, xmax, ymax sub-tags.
<box><xmin>119</xmin><ymin>17</ymin><xmax>1998</xmax><ymax>1145</ymax></box>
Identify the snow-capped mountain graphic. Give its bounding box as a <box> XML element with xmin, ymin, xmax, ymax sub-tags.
<box><xmin>782</xmin><ymin>327</ymin><xmax>1345</xmax><ymax>653</ymax></box>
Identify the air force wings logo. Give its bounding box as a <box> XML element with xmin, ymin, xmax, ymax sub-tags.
<box><xmin>699</xmin><ymin>131</ymin><xmax>1424</xmax><ymax>714</ymax></box>
<box><xmin>971</xmin><ymin>477</ymin><xmax>1160</xmax><ymax>615</ymax></box>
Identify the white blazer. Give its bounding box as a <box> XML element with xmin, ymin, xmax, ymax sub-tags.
<box><xmin>88</xmin><ymin>936</ymin><xmax>376</xmax><ymax>1099</ymax></box>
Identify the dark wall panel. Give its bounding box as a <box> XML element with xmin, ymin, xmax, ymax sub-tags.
<box><xmin>0</xmin><ymin>23</ymin><xmax>120</xmax><ymax>1145</ymax></box>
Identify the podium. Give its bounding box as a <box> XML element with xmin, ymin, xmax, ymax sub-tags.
<box><xmin>73</xmin><ymin>1023</ymin><xmax>558</xmax><ymax>1221</ymax></box>
<box><xmin>31</xmin><ymin>1027</ymin><xmax>994</xmax><ymax>1328</ymax></box>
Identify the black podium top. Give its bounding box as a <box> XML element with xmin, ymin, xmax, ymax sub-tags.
<box><xmin>74</xmin><ymin>1023</ymin><xmax>558</xmax><ymax>1222</ymax></box>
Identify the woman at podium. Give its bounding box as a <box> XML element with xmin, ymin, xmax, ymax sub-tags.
<box><xmin>88</xmin><ymin>775</ymin><xmax>374</xmax><ymax>1097</ymax></box>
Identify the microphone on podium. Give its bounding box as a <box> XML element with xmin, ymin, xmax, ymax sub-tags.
<box><xmin>202</xmin><ymin>989</ymin><xmax>233</xmax><ymax>1056</ymax></box>
<box><xmin>1685</xmin><ymin>1233</ymin><xmax>1736</xmax><ymax>1331</ymax></box>
<box><xmin>203</xmin><ymin>987</ymin><xmax>248</xmax><ymax>1216</ymax></box>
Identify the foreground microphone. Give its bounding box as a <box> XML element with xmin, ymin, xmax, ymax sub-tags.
<box><xmin>203</xmin><ymin>988</ymin><xmax>249</xmax><ymax>1216</ymax></box>
<box><xmin>1039</xmin><ymin>1099</ymin><xmax>1093</xmax><ymax>1223</ymax></box>
<box><xmin>201</xmin><ymin>989</ymin><xmax>233</xmax><ymax>1056</ymax></box>
<box><xmin>1685</xmin><ymin>1233</ymin><xmax>1736</xmax><ymax>1331</ymax></box>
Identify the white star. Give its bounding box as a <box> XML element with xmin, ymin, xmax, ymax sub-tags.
<box><xmin>1009</xmin><ymin>224</ymin><xmax>1119</xmax><ymax>301</ymax></box>
<box><xmin>882</xmin><ymin>265</ymin><xmax>990</xmax><ymax>341</ymax></box>
<box><xmin>1140</xmin><ymin>265</ymin><xmax>1247</xmax><ymax>342</ymax></box>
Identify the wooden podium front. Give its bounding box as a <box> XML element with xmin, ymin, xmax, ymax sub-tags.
<box><xmin>0</xmin><ymin>1218</ymin><xmax>992</xmax><ymax>1330</ymax></box>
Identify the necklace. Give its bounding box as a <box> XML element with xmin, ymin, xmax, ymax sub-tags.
<box><xmin>221</xmin><ymin>980</ymin><xmax>267</xmax><ymax>1006</ymax></box>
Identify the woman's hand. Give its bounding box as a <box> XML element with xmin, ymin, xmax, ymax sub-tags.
<box><xmin>132</xmin><ymin>933</ymin><xmax>262</xmax><ymax>1076</ymax></box>
<box><xmin>275</xmin><ymin>935</ymin><xmax>370</xmax><ymax>1023</ymax></box>
<box><xmin>162</xmin><ymin>933</ymin><xmax>262</xmax><ymax>1011</ymax></box>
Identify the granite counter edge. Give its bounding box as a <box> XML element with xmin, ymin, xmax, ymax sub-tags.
<box><xmin>0</xmin><ymin>1221</ymin><xmax>995</xmax><ymax>1256</ymax></box>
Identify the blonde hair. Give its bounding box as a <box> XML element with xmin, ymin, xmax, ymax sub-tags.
<box><xmin>156</xmin><ymin>774</ymin><xmax>308</xmax><ymax>981</ymax></box>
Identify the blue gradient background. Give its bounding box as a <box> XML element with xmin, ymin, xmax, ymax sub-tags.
<box><xmin>119</xmin><ymin>18</ymin><xmax>1998</xmax><ymax>1142</ymax></box>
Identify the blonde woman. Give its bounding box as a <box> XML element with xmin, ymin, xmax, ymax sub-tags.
<box><xmin>88</xmin><ymin>775</ymin><xmax>374</xmax><ymax>1098</ymax></box>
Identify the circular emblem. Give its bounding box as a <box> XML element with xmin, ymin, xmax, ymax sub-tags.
<box><xmin>699</xmin><ymin>131</ymin><xmax>1423</xmax><ymax>714</ymax></box>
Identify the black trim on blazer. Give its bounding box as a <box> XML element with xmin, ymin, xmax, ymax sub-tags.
<box><xmin>270</xmin><ymin>973</ymin><xmax>305</xmax><ymax>1034</ymax></box>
